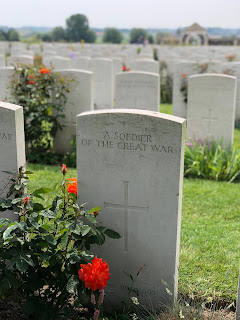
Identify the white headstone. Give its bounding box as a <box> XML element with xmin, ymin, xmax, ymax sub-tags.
<box><xmin>0</xmin><ymin>102</ymin><xmax>26</xmax><ymax>221</ymax></box>
<box><xmin>8</xmin><ymin>55</ymin><xmax>33</xmax><ymax>66</ymax></box>
<box><xmin>115</xmin><ymin>71</ymin><xmax>160</xmax><ymax>111</ymax></box>
<box><xmin>129</xmin><ymin>59</ymin><xmax>159</xmax><ymax>74</ymax></box>
<box><xmin>187</xmin><ymin>74</ymin><xmax>236</xmax><ymax>147</ymax></box>
<box><xmin>0</xmin><ymin>67</ymin><xmax>14</xmax><ymax>101</ymax></box>
<box><xmin>173</xmin><ymin>61</ymin><xmax>221</xmax><ymax>118</ymax></box>
<box><xmin>90</xmin><ymin>58</ymin><xmax>113</xmax><ymax>109</ymax></box>
<box><xmin>53</xmin><ymin>69</ymin><xmax>94</xmax><ymax>154</ymax></box>
<box><xmin>77</xmin><ymin>109</ymin><xmax>186</xmax><ymax>307</ymax></box>
<box><xmin>71</xmin><ymin>56</ymin><xmax>91</xmax><ymax>70</ymax></box>
<box><xmin>43</xmin><ymin>55</ymin><xmax>71</xmax><ymax>69</ymax></box>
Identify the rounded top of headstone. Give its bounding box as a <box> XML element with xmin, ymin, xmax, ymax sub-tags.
<box><xmin>189</xmin><ymin>73</ymin><xmax>237</xmax><ymax>81</ymax></box>
<box><xmin>0</xmin><ymin>101</ymin><xmax>23</xmax><ymax>111</ymax></box>
<box><xmin>77</xmin><ymin>109</ymin><xmax>186</xmax><ymax>124</ymax></box>
<box><xmin>116</xmin><ymin>71</ymin><xmax>159</xmax><ymax>78</ymax></box>
<box><xmin>54</xmin><ymin>69</ymin><xmax>93</xmax><ymax>75</ymax></box>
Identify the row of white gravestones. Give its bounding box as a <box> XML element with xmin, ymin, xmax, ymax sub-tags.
<box><xmin>0</xmin><ymin>101</ymin><xmax>26</xmax><ymax>221</ymax></box>
<box><xmin>187</xmin><ymin>74</ymin><xmax>237</xmax><ymax>147</ymax></box>
<box><xmin>173</xmin><ymin>61</ymin><xmax>221</xmax><ymax>118</ymax></box>
<box><xmin>115</xmin><ymin>72</ymin><xmax>160</xmax><ymax>111</ymax></box>
<box><xmin>53</xmin><ymin>69</ymin><xmax>94</xmax><ymax>154</ymax></box>
<box><xmin>77</xmin><ymin>109</ymin><xmax>186</xmax><ymax>307</ymax></box>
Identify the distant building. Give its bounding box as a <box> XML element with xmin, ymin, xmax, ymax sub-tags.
<box><xmin>181</xmin><ymin>22</ymin><xmax>240</xmax><ymax>46</ymax></box>
<box><xmin>181</xmin><ymin>23</ymin><xmax>208</xmax><ymax>45</ymax></box>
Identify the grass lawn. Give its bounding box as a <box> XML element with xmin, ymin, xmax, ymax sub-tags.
<box><xmin>25</xmin><ymin>103</ymin><xmax>240</xmax><ymax>305</ymax></box>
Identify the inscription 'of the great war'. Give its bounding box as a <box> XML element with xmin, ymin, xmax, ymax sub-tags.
<box><xmin>80</xmin><ymin>131</ymin><xmax>174</xmax><ymax>154</ymax></box>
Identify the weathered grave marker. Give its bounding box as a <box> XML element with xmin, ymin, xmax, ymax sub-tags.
<box><xmin>0</xmin><ymin>102</ymin><xmax>26</xmax><ymax>221</ymax></box>
<box><xmin>187</xmin><ymin>74</ymin><xmax>236</xmax><ymax>147</ymax></box>
<box><xmin>77</xmin><ymin>109</ymin><xmax>186</xmax><ymax>307</ymax></box>
<box><xmin>115</xmin><ymin>71</ymin><xmax>160</xmax><ymax>111</ymax></box>
<box><xmin>53</xmin><ymin>69</ymin><xmax>94</xmax><ymax>154</ymax></box>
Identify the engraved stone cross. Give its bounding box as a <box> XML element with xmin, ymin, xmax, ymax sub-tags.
<box><xmin>202</xmin><ymin>108</ymin><xmax>218</xmax><ymax>135</ymax></box>
<box><xmin>104</xmin><ymin>181</ymin><xmax>149</xmax><ymax>252</ymax></box>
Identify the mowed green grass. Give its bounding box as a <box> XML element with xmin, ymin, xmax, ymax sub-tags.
<box><xmin>26</xmin><ymin>104</ymin><xmax>240</xmax><ymax>303</ymax></box>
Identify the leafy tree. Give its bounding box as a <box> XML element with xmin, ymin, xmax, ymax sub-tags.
<box><xmin>85</xmin><ymin>29</ymin><xmax>96</xmax><ymax>43</ymax></box>
<box><xmin>148</xmin><ymin>34</ymin><xmax>154</xmax><ymax>44</ymax></box>
<box><xmin>9</xmin><ymin>30</ymin><xmax>20</xmax><ymax>41</ymax></box>
<box><xmin>103</xmin><ymin>28</ymin><xmax>123</xmax><ymax>43</ymax></box>
<box><xmin>155</xmin><ymin>32</ymin><xmax>170</xmax><ymax>44</ymax></box>
<box><xmin>51</xmin><ymin>26</ymin><xmax>66</xmax><ymax>42</ymax></box>
<box><xmin>66</xmin><ymin>14</ymin><xmax>95</xmax><ymax>42</ymax></box>
<box><xmin>41</xmin><ymin>33</ymin><xmax>52</xmax><ymax>41</ymax></box>
<box><xmin>130</xmin><ymin>28</ymin><xmax>147</xmax><ymax>44</ymax></box>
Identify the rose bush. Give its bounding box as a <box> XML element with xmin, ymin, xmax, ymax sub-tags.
<box><xmin>9</xmin><ymin>64</ymin><xmax>73</xmax><ymax>164</ymax></box>
<box><xmin>0</xmin><ymin>165</ymin><xmax>120</xmax><ymax>320</ymax></box>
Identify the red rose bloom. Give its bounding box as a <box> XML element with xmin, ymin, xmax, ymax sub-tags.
<box><xmin>23</xmin><ymin>196</ymin><xmax>29</xmax><ymax>204</ymax></box>
<box><xmin>78</xmin><ymin>256</ymin><xmax>110</xmax><ymax>291</ymax></box>
<box><xmin>61</xmin><ymin>164</ymin><xmax>67</xmax><ymax>174</ymax></box>
<box><xmin>67</xmin><ymin>177</ymin><xmax>77</xmax><ymax>195</ymax></box>
<box><xmin>28</xmin><ymin>80</ymin><xmax>35</xmax><ymax>85</ymax></box>
<box><xmin>40</xmin><ymin>68</ymin><xmax>50</xmax><ymax>75</ymax></box>
<box><xmin>182</xmin><ymin>73</ymin><xmax>186</xmax><ymax>78</ymax></box>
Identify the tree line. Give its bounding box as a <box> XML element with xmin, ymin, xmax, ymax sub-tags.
<box><xmin>0</xmin><ymin>13</ymin><xmax>171</xmax><ymax>44</ymax></box>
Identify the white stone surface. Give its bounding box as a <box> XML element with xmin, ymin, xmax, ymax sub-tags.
<box><xmin>0</xmin><ymin>67</ymin><xmax>14</xmax><ymax>101</ymax></box>
<box><xmin>71</xmin><ymin>56</ymin><xmax>91</xmax><ymax>70</ymax></box>
<box><xmin>43</xmin><ymin>55</ymin><xmax>71</xmax><ymax>69</ymax></box>
<box><xmin>0</xmin><ymin>102</ymin><xmax>26</xmax><ymax>221</ymax></box>
<box><xmin>53</xmin><ymin>69</ymin><xmax>94</xmax><ymax>154</ymax></box>
<box><xmin>8</xmin><ymin>55</ymin><xmax>33</xmax><ymax>66</ymax></box>
<box><xmin>222</xmin><ymin>62</ymin><xmax>240</xmax><ymax>121</ymax></box>
<box><xmin>77</xmin><ymin>109</ymin><xmax>186</xmax><ymax>307</ymax></box>
<box><xmin>237</xmin><ymin>270</ymin><xmax>240</xmax><ymax>320</ymax></box>
<box><xmin>115</xmin><ymin>71</ymin><xmax>160</xmax><ymax>111</ymax></box>
<box><xmin>89</xmin><ymin>58</ymin><xmax>113</xmax><ymax>109</ymax></box>
<box><xmin>187</xmin><ymin>74</ymin><xmax>236</xmax><ymax>147</ymax></box>
<box><xmin>129</xmin><ymin>59</ymin><xmax>159</xmax><ymax>74</ymax></box>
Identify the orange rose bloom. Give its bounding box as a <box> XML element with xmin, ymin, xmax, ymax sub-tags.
<box><xmin>67</xmin><ymin>177</ymin><xmax>77</xmax><ymax>195</ymax></box>
<box><xmin>78</xmin><ymin>256</ymin><xmax>110</xmax><ymax>291</ymax></box>
<box><xmin>40</xmin><ymin>68</ymin><xmax>50</xmax><ymax>75</ymax></box>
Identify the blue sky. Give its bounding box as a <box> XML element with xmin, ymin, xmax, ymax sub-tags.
<box><xmin>2</xmin><ymin>0</ymin><xmax>240</xmax><ymax>29</ymax></box>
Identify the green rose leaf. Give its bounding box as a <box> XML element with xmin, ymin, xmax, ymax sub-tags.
<box><xmin>104</xmin><ymin>229</ymin><xmax>121</xmax><ymax>239</ymax></box>
<box><xmin>66</xmin><ymin>275</ymin><xmax>79</xmax><ymax>294</ymax></box>
<box><xmin>81</xmin><ymin>225</ymin><xmax>91</xmax><ymax>236</ymax></box>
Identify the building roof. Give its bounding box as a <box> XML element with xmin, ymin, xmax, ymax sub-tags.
<box><xmin>184</xmin><ymin>23</ymin><xmax>207</xmax><ymax>33</ymax></box>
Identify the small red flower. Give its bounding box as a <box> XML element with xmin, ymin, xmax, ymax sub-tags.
<box><xmin>28</xmin><ymin>80</ymin><xmax>35</xmax><ymax>85</ymax></box>
<box><xmin>67</xmin><ymin>177</ymin><xmax>77</xmax><ymax>195</ymax></box>
<box><xmin>78</xmin><ymin>256</ymin><xmax>110</xmax><ymax>291</ymax></box>
<box><xmin>122</xmin><ymin>65</ymin><xmax>127</xmax><ymax>71</ymax></box>
<box><xmin>40</xmin><ymin>68</ymin><xmax>50</xmax><ymax>75</ymax></box>
<box><xmin>23</xmin><ymin>197</ymin><xmax>29</xmax><ymax>205</ymax></box>
<box><xmin>61</xmin><ymin>164</ymin><xmax>67</xmax><ymax>174</ymax></box>
<box><xmin>92</xmin><ymin>211</ymin><xmax>99</xmax><ymax>217</ymax></box>
<box><xmin>182</xmin><ymin>73</ymin><xmax>186</xmax><ymax>78</ymax></box>
<box><xmin>29</xmin><ymin>74</ymin><xmax>35</xmax><ymax>79</ymax></box>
